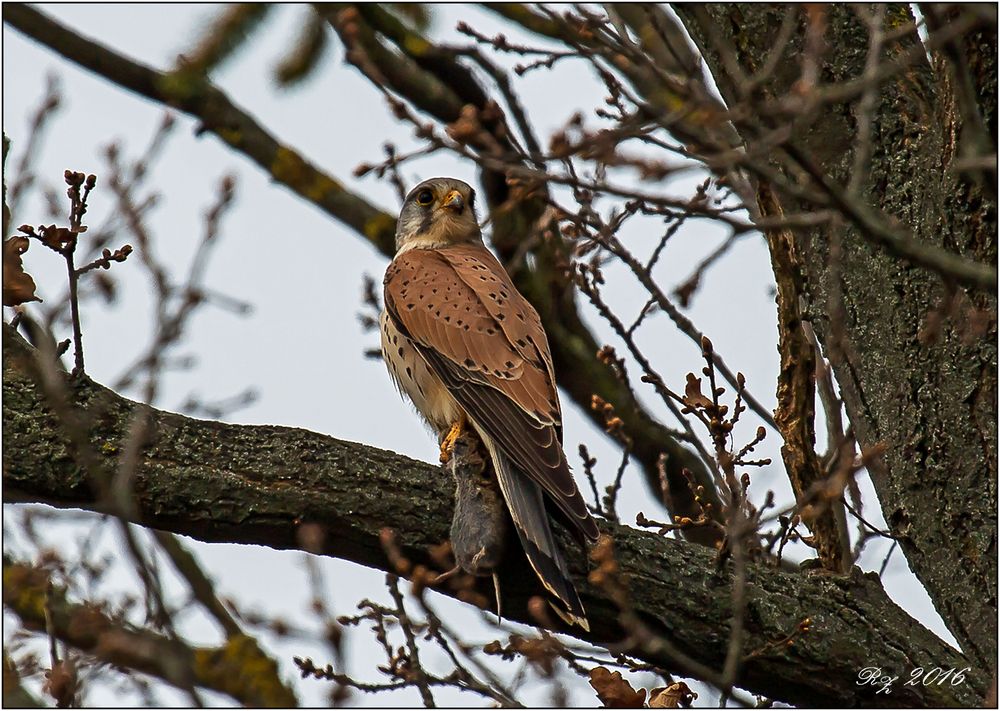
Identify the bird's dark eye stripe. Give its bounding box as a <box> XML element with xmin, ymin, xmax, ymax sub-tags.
<box><xmin>416</xmin><ymin>189</ymin><xmax>434</xmax><ymax>205</ymax></box>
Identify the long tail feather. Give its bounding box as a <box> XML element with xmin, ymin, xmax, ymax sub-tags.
<box><xmin>479</xmin><ymin>431</ymin><xmax>589</xmax><ymax>630</ymax></box>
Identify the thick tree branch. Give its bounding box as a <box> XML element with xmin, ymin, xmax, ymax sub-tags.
<box><xmin>2</xmin><ymin>325</ymin><xmax>984</xmax><ymax>707</ymax></box>
<box><xmin>3</xmin><ymin>557</ymin><xmax>298</xmax><ymax>707</ymax></box>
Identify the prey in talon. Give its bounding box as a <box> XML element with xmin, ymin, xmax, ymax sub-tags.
<box><xmin>437</xmin><ymin>431</ymin><xmax>508</xmax><ymax>619</ymax></box>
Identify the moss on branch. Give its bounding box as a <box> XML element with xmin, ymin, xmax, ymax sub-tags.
<box><xmin>2</xmin><ymin>558</ymin><xmax>297</xmax><ymax>707</ymax></box>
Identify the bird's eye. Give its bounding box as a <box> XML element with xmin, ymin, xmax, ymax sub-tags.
<box><xmin>416</xmin><ymin>189</ymin><xmax>434</xmax><ymax>205</ymax></box>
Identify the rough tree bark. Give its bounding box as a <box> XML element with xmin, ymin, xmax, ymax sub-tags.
<box><xmin>2</xmin><ymin>325</ymin><xmax>986</xmax><ymax>706</ymax></box>
<box><xmin>675</xmin><ymin>4</ymin><xmax>997</xmax><ymax>673</ymax></box>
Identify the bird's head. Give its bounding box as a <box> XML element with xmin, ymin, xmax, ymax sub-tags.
<box><xmin>395</xmin><ymin>177</ymin><xmax>481</xmax><ymax>253</ymax></box>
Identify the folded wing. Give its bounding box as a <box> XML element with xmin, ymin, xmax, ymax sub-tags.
<box><xmin>384</xmin><ymin>246</ymin><xmax>599</xmax><ymax>543</ymax></box>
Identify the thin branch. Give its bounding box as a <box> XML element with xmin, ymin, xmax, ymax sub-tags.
<box><xmin>3</xmin><ymin>4</ymin><xmax>399</xmax><ymax>255</ymax></box>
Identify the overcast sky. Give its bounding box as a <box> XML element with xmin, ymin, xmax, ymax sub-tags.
<box><xmin>3</xmin><ymin>4</ymin><xmax>958</xmax><ymax>707</ymax></box>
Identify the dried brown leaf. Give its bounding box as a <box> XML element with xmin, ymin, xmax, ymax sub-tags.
<box><xmin>589</xmin><ymin>666</ymin><xmax>647</xmax><ymax>708</ymax></box>
<box><xmin>43</xmin><ymin>658</ymin><xmax>77</xmax><ymax>708</ymax></box>
<box><xmin>3</xmin><ymin>236</ymin><xmax>41</xmax><ymax>306</ymax></box>
<box><xmin>649</xmin><ymin>682</ymin><xmax>697</xmax><ymax>708</ymax></box>
<box><xmin>38</xmin><ymin>224</ymin><xmax>77</xmax><ymax>252</ymax></box>
<box><xmin>683</xmin><ymin>373</ymin><xmax>712</xmax><ymax>409</ymax></box>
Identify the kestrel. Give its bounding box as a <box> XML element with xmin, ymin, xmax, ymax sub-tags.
<box><xmin>380</xmin><ymin>177</ymin><xmax>600</xmax><ymax>629</ymax></box>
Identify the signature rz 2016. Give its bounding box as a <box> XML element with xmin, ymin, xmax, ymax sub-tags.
<box><xmin>857</xmin><ymin>666</ymin><xmax>972</xmax><ymax>695</ymax></box>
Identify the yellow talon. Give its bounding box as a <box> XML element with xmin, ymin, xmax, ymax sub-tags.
<box><xmin>439</xmin><ymin>418</ymin><xmax>465</xmax><ymax>464</ymax></box>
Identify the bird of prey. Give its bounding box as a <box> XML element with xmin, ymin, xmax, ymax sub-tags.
<box><xmin>380</xmin><ymin>177</ymin><xmax>600</xmax><ymax>629</ymax></box>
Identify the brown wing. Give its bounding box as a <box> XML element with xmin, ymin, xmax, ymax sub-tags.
<box><xmin>384</xmin><ymin>246</ymin><xmax>598</xmax><ymax>542</ymax></box>
<box><xmin>437</xmin><ymin>243</ymin><xmax>562</xmax><ymax>418</ymax></box>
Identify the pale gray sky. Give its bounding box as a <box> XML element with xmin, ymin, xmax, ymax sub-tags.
<box><xmin>3</xmin><ymin>4</ymin><xmax>956</xmax><ymax>707</ymax></box>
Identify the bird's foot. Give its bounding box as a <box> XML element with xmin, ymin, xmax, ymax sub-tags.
<box><xmin>439</xmin><ymin>418</ymin><xmax>465</xmax><ymax>464</ymax></box>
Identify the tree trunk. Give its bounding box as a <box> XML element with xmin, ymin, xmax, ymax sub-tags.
<box><xmin>676</xmin><ymin>3</ymin><xmax>997</xmax><ymax>670</ymax></box>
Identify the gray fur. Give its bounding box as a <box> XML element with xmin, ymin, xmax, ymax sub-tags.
<box><xmin>449</xmin><ymin>434</ymin><xmax>507</xmax><ymax>576</ymax></box>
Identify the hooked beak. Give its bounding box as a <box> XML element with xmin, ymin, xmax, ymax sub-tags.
<box><xmin>440</xmin><ymin>190</ymin><xmax>465</xmax><ymax>214</ymax></box>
